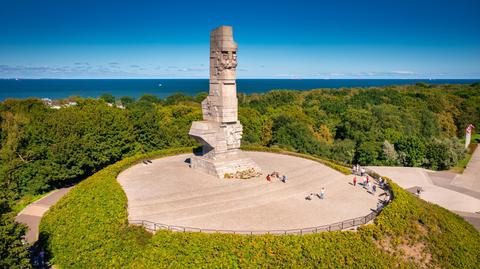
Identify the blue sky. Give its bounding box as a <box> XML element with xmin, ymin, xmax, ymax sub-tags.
<box><xmin>0</xmin><ymin>0</ymin><xmax>479</xmax><ymax>79</ymax></box>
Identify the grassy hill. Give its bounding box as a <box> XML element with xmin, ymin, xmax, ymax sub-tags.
<box><xmin>40</xmin><ymin>148</ymin><xmax>480</xmax><ymax>268</ymax></box>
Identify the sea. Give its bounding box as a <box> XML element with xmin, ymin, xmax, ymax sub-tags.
<box><xmin>0</xmin><ymin>79</ymin><xmax>478</xmax><ymax>101</ymax></box>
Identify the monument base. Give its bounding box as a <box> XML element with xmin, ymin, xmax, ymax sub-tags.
<box><xmin>190</xmin><ymin>151</ymin><xmax>261</xmax><ymax>178</ymax></box>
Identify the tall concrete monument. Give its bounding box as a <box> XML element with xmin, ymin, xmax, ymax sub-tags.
<box><xmin>189</xmin><ymin>26</ymin><xmax>260</xmax><ymax>178</ymax></box>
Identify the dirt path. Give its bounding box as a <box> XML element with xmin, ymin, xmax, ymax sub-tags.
<box><xmin>16</xmin><ymin>187</ymin><xmax>73</xmax><ymax>244</ymax></box>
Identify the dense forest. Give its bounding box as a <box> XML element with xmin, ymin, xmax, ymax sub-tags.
<box><xmin>1</xmin><ymin>83</ymin><xmax>479</xmax><ymax>266</ymax></box>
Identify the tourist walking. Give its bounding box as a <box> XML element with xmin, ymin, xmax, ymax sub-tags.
<box><xmin>353</xmin><ymin>176</ymin><xmax>357</xmax><ymax>186</ymax></box>
<box><xmin>361</xmin><ymin>167</ymin><xmax>365</xmax><ymax>176</ymax></box>
<box><xmin>266</xmin><ymin>174</ymin><xmax>271</xmax><ymax>182</ymax></box>
<box><xmin>319</xmin><ymin>187</ymin><xmax>325</xmax><ymax>199</ymax></box>
<box><xmin>372</xmin><ymin>184</ymin><xmax>377</xmax><ymax>194</ymax></box>
<box><xmin>366</xmin><ymin>181</ymin><xmax>370</xmax><ymax>192</ymax></box>
<box><xmin>281</xmin><ymin>174</ymin><xmax>288</xmax><ymax>183</ymax></box>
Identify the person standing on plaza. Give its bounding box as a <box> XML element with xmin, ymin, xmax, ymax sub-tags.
<box><xmin>353</xmin><ymin>176</ymin><xmax>357</xmax><ymax>186</ymax></box>
<box><xmin>320</xmin><ymin>187</ymin><xmax>325</xmax><ymax>199</ymax></box>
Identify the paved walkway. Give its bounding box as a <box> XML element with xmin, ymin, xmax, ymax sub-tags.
<box><xmin>16</xmin><ymin>187</ymin><xmax>72</xmax><ymax>244</ymax></box>
<box><xmin>368</xmin><ymin>146</ymin><xmax>480</xmax><ymax>230</ymax></box>
<box><xmin>451</xmin><ymin>145</ymin><xmax>480</xmax><ymax>191</ymax></box>
<box><xmin>118</xmin><ymin>152</ymin><xmax>383</xmax><ymax>231</ymax></box>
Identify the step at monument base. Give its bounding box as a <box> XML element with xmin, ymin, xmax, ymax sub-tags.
<box><xmin>190</xmin><ymin>153</ymin><xmax>261</xmax><ymax>178</ymax></box>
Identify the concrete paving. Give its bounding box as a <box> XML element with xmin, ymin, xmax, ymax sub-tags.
<box><xmin>367</xmin><ymin>166</ymin><xmax>480</xmax><ymax>213</ymax></box>
<box><xmin>452</xmin><ymin>145</ymin><xmax>480</xmax><ymax>191</ymax></box>
<box><xmin>118</xmin><ymin>152</ymin><xmax>382</xmax><ymax>231</ymax></box>
<box><xmin>16</xmin><ymin>187</ymin><xmax>72</xmax><ymax>244</ymax></box>
<box><xmin>368</xmin><ymin>146</ymin><xmax>480</xmax><ymax>230</ymax></box>
<box><xmin>455</xmin><ymin>211</ymin><xmax>480</xmax><ymax>230</ymax></box>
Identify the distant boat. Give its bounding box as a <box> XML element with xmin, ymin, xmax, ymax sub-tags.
<box><xmin>158</xmin><ymin>83</ymin><xmax>162</xmax><ymax>87</ymax></box>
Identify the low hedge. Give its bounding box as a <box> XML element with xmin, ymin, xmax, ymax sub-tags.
<box><xmin>40</xmin><ymin>148</ymin><xmax>480</xmax><ymax>268</ymax></box>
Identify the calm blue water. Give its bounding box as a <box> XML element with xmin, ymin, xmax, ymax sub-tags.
<box><xmin>0</xmin><ymin>79</ymin><xmax>478</xmax><ymax>101</ymax></box>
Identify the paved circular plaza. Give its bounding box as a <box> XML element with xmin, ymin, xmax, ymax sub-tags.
<box><xmin>118</xmin><ymin>151</ymin><xmax>381</xmax><ymax>231</ymax></box>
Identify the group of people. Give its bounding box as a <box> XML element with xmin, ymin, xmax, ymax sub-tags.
<box><xmin>354</xmin><ymin>174</ymin><xmax>392</xmax><ymax>212</ymax></box>
<box><xmin>352</xmin><ymin>175</ymin><xmax>378</xmax><ymax>194</ymax></box>
<box><xmin>266</xmin><ymin>171</ymin><xmax>288</xmax><ymax>183</ymax></box>
<box><xmin>352</xmin><ymin>164</ymin><xmax>389</xmax><ymax>196</ymax></box>
<box><xmin>352</xmin><ymin>164</ymin><xmax>366</xmax><ymax>176</ymax></box>
<box><xmin>305</xmin><ymin>187</ymin><xmax>326</xmax><ymax>200</ymax></box>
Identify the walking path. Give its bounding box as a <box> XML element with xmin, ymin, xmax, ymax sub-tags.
<box><xmin>16</xmin><ymin>187</ymin><xmax>73</xmax><ymax>244</ymax></box>
<box><xmin>368</xmin><ymin>146</ymin><xmax>480</xmax><ymax>230</ymax></box>
<box><xmin>452</xmin><ymin>145</ymin><xmax>480</xmax><ymax>191</ymax></box>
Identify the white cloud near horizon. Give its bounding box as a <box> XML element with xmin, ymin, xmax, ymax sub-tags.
<box><xmin>0</xmin><ymin>64</ymin><xmax>478</xmax><ymax>79</ymax></box>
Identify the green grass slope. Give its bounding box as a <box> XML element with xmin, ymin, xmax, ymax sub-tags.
<box><xmin>40</xmin><ymin>148</ymin><xmax>480</xmax><ymax>268</ymax></box>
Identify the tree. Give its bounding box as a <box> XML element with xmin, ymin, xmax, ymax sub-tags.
<box><xmin>426</xmin><ymin>138</ymin><xmax>465</xmax><ymax>170</ymax></box>
<box><xmin>138</xmin><ymin>94</ymin><xmax>161</xmax><ymax>104</ymax></box>
<box><xmin>120</xmin><ymin>96</ymin><xmax>135</xmax><ymax>107</ymax></box>
<box><xmin>0</xmin><ymin>189</ymin><xmax>31</xmax><ymax>268</ymax></box>
<box><xmin>194</xmin><ymin>92</ymin><xmax>208</xmax><ymax>103</ymax></box>
<box><xmin>99</xmin><ymin>93</ymin><xmax>115</xmax><ymax>104</ymax></box>
<box><xmin>382</xmin><ymin>140</ymin><xmax>399</xmax><ymax>166</ymax></box>
<box><xmin>164</xmin><ymin>93</ymin><xmax>193</xmax><ymax>105</ymax></box>
<box><xmin>395</xmin><ymin>136</ymin><xmax>426</xmax><ymax>167</ymax></box>
<box><xmin>336</xmin><ymin>108</ymin><xmax>374</xmax><ymax>141</ymax></box>
<box><xmin>329</xmin><ymin>139</ymin><xmax>355</xmax><ymax>164</ymax></box>
<box><xmin>238</xmin><ymin>108</ymin><xmax>263</xmax><ymax>144</ymax></box>
<box><xmin>355</xmin><ymin>141</ymin><xmax>382</xmax><ymax>165</ymax></box>
<box><xmin>270</xmin><ymin>114</ymin><xmax>326</xmax><ymax>156</ymax></box>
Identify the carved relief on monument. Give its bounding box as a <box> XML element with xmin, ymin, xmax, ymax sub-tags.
<box><xmin>224</xmin><ymin>123</ymin><xmax>242</xmax><ymax>150</ymax></box>
<box><xmin>215</xmin><ymin>50</ymin><xmax>237</xmax><ymax>76</ymax></box>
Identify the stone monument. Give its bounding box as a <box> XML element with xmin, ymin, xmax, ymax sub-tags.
<box><xmin>189</xmin><ymin>26</ymin><xmax>260</xmax><ymax>178</ymax></box>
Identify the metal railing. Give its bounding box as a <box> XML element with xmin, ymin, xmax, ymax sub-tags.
<box><xmin>130</xmin><ymin>175</ymin><xmax>393</xmax><ymax>235</ymax></box>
